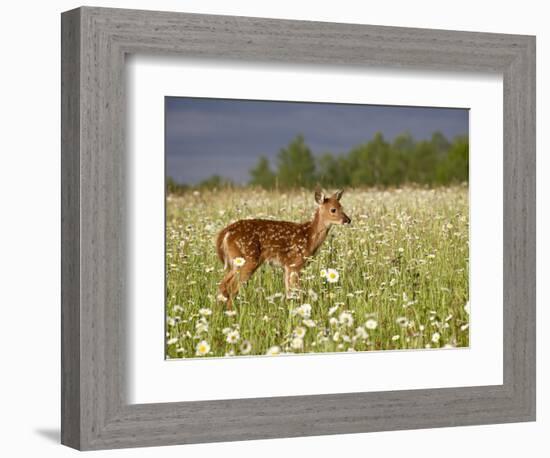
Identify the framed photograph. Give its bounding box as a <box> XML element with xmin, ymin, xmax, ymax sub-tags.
<box><xmin>61</xmin><ymin>6</ymin><xmax>536</xmax><ymax>450</ymax></box>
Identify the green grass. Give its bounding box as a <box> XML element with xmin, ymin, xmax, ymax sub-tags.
<box><xmin>165</xmin><ymin>186</ymin><xmax>469</xmax><ymax>358</ymax></box>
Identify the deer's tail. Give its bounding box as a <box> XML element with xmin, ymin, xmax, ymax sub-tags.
<box><xmin>215</xmin><ymin>230</ymin><xmax>231</xmax><ymax>269</ymax></box>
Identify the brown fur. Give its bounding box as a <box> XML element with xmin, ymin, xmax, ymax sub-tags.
<box><xmin>216</xmin><ymin>189</ymin><xmax>351</xmax><ymax>309</ymax></box>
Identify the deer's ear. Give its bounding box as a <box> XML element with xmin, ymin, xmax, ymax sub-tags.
<box><xmin>333</xmin><ymin>189</ymin><xmax>344</xmax><ymax>201</ymax></box>
<box><xmin>314</xmin><ymin>188</ymin><xmax>326</xmax><ymax>205</ymax></box>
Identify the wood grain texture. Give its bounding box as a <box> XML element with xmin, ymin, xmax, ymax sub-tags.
<box><xmin>60</xmin><ymin>7</ymin><xmax>81</xmax><ymax>450</ymax></box>
<box><xmin>60</xmin><ymin>6</ymin><xmax>536</xmax><ymax>450</ymax></box>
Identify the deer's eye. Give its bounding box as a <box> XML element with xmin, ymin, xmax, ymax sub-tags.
<box><xmin>330</xmin><ymin>208</ymin><xmax>337</xmax><ymax>214</ymax></box>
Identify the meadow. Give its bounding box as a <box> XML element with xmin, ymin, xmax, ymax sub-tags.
<box><xmin>165</xmin><ymin>186</ymin><xmax>469</xmax><ymax>358</ymax></box>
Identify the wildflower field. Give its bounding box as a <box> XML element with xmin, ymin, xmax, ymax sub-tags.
<box><xmin>165</xmin><ymin>186</ymin><xmax>470</xmax><ymax>359</ymax></box>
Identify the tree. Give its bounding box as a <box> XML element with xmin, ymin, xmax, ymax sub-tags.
<box><xmin>249</xmin><ymin>156</ymin><xmax>276</xmax><ymax>189</ymax></box>
<box><xmin>430</xmin><ymin>131</ymin><xmax>451</xmax><ymax>155</ymax></box>
<box><xmin>276</xmin><ymin>135</ymin><xmax>316</xmax><ymax>188</ymax></box>
<box><xmin>436</xmin><ymin>135</ymin><xmax>469</xmax><ymax>183</ymax></box>
<box><xmin>246</xmin><ymin>130</ymin><xmax>469</xmax><ymax>189</ymax></box>
<box><xmin>197</xmin><ymin>175</ymin><xmax>234</xmax><ymax>190</ymax></box>
<box><xmin>317</xmin><ymin>153</ymin><xmax>349</xmax><ymax>188</ymax></box>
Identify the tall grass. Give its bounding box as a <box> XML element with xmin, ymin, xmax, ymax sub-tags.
<box><xmin>165</xmin><ymin>186</ymin><xmax>469</xmax><ymax>358</ymax></box>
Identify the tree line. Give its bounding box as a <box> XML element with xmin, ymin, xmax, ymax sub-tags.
<box><xmin>167</xmin><ymin>131</ymin><xmax>468</xmax><ymax>193</ymax></box>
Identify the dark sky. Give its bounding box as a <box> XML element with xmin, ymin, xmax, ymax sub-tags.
<box><xmin>166</xmin><ymin>97</ymin><xmax>469</xmax><ymax>185</ymax></box>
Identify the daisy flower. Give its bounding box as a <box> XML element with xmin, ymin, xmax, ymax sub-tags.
<box><xmin>240</xmin><ymin>340</ymin><xmax>252</xmax><ymax>355</ymax></box>
<box><xmin>326</xmin><ymin>268</ymin><xmax>340</xmax><ymax>283</ymax></box>
<box><xmin>233</xmin><ymin>257</ymin><xmax>246</xmax><ymax>268</ymax></box>
<box><xmin>195</xmin><ymin>320</ymin><xmax>208</xmax><ymax>334</ymax></box>
<box><xmin>294</xmin><ymin>303</ymin><xmax>312</xmax><ymax>318</ymax></box>
<box><xmin>225</xmin><ymin>330</ymin><xmax>240</xmax><ymax>344</ymax></box>
<box><xmin>266</xmin><ymin>346</ymin><xmax>281</xmax><ymax>356</ymax></box>
<box><xmin>294</xmin><ymin>326</ymin><xmax>306</xmax><ymax>339</ymax></box>
<box><xmin>338</xmin><ymin>311</ymin><xmax>354</xmax><ymax>327</ymax></box>
<box><xmin>365</xmin><ymin>318</ymin><xmax>378</xmax><ymax>330</ymax></box>
<box><xmin>290</xmin><ymin>337</ymin><xmax>303</xmax><ymax>350</ymax></box>
<box><xmin>198</xmin><ymin>308</ymin><xmax>212</xmax><ymax>316</ymax></box>
<box><xmin>303</xmin><ymin>319</ymin><xmax>317</xmax><ymax>328</ymax></box>
<box><xmin>195</xmin><ymin>340</ymin><xmax>211</xmax><ymax>356</ymax></box>
<box><xmin>396</xmin><ymin>316</ymin><xmax>409</xmax><ymax>328</ymax></box>
<box><xmin>431</xmin><ymin>332</ymin><xmax>441</xmax><ymax>343</ymax></box>
<box><xmin>355</xmin><ymin>326</ymin><xmax>368</xmax><ymax>340</ymax></box>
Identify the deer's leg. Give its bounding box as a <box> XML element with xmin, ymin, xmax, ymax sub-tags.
<box><xmin>218</xmin><ymin>269</ymin><xmax>237</xmax><ymax>308</ymax></box>
<box><xmin>219</xmin><ymin>260</ymin><xmax>259</xmax><ymax>310</ymax></box>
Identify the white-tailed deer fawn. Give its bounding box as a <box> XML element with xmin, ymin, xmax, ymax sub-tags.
<box><xmin>215</xmin><ymin>188</ymin><xmax>351</xmax><ymax>309</ymax></box>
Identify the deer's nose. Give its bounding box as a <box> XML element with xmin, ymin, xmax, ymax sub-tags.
<box><xmin>344</xmin><ymin>215</ymin><xmax>351</xmax><ymax>225</ymax></box>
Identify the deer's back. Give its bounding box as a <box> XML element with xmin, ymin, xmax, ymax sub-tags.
<box><xmin>218</xmin><ymin>218</ymin><xmax>309</xmax><ymax>265</ymax></box>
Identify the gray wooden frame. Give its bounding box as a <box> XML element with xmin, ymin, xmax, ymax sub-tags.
<box><xmin>61</xmin><ymin>6</ymin><xmax>536</xmax><ymax>451</ymax></box>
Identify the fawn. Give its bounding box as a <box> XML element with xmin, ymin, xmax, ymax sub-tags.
<box><xmin>215</xmin><ymin>188</ymin><xmax>351</xmax><ymax>309</ymax></box>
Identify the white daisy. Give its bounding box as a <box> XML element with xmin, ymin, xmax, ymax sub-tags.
<box><xmin>195</xmin><ymin>320</ymin><xmax>208</xmax><ymax>334</ymax></box>
<box><xmin>320</xmin><ymin>269</ymin><xmax>328</xmax><ymax>278</ymax></box>
<box><xmin>396</xmin><ymin>316</ymin><xmax>409</xmax><ymax>328</ymax></box>
<box><xmin>355</xmin><ymin>326</ymin><xmax>368</xmax><ymax>340</ymax></box>
<box><xmin>295</xmin><ymin>303</ymin><xmax>312</xmax><ymax>318</ymax></box>
<box><xmin>303</xmin><ymin>319</ymin><xmax>317</xmax><ymax>328</ymax></box>
<box><xmin>195</xmin><ymin>340</ymin><xmax>210</xmax><ymax>356</ymax></box>
<box><xmin>365</xmin><ymin>318</ymin><xmax>378</xmax><ymax>330</ymax></box>
<box><xmin>391</xmin><ymin>335</ymin><xmax>400</xmax><ymax>341</ymax></box>
<box><xmin>328</xmin><ymin>304</ymin><xmax>339</xmax><ymax>316</ymax></box>
<box><xmin>224</xmin><ymin>310</ymin><xmax>237</xmax><ymax>317</ymax></box>
<box><xmin>233</xmin><ymin>257</ymin><xmax>246</xmax><ymax>267</ymax></box>
<box><xmin>198</xmin><ymin>308</ymin><xmax>212</xmax><ymax>316</ymax></box>
<box><xmin>338</xmin><ymin>311</ymin><xmax>354</xmax><ymax>327</ymax></box>
<box><xmin>166</xmin><ymin>337</ymin><xmax>178</xmax><ymax>345</ymax></box>
<box><xmin>240</xmin><ymin>340</ymin><xmax>252</xmax><ymax>355</ymax></box>
<box><xmin>326</xmin><ymin>268</ymin><xmax>340</xmax><ymax>283</ymax></box>
<box><xmin>225</xmin><ymin>329</ymin><xmax>240</xmax><ymax>344</ymax></box>
<box><xmin>266</xmin><ymin>346</ymin><xmax>281</xmax><ymax>356</ymax></box>
<box><xmin>293</xmin><ymin>326</ymin><xmax>306</xmax><ymax>339</ymax></box>
<box><xmin>431</xmin><ymin>332</ymin><xmax>441</xmax><ymax>343</ymax></box>
<box><xmin>290</xmin><ymin>337</ymin><xmax>304</xmax><ymax>350</ymax></box>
